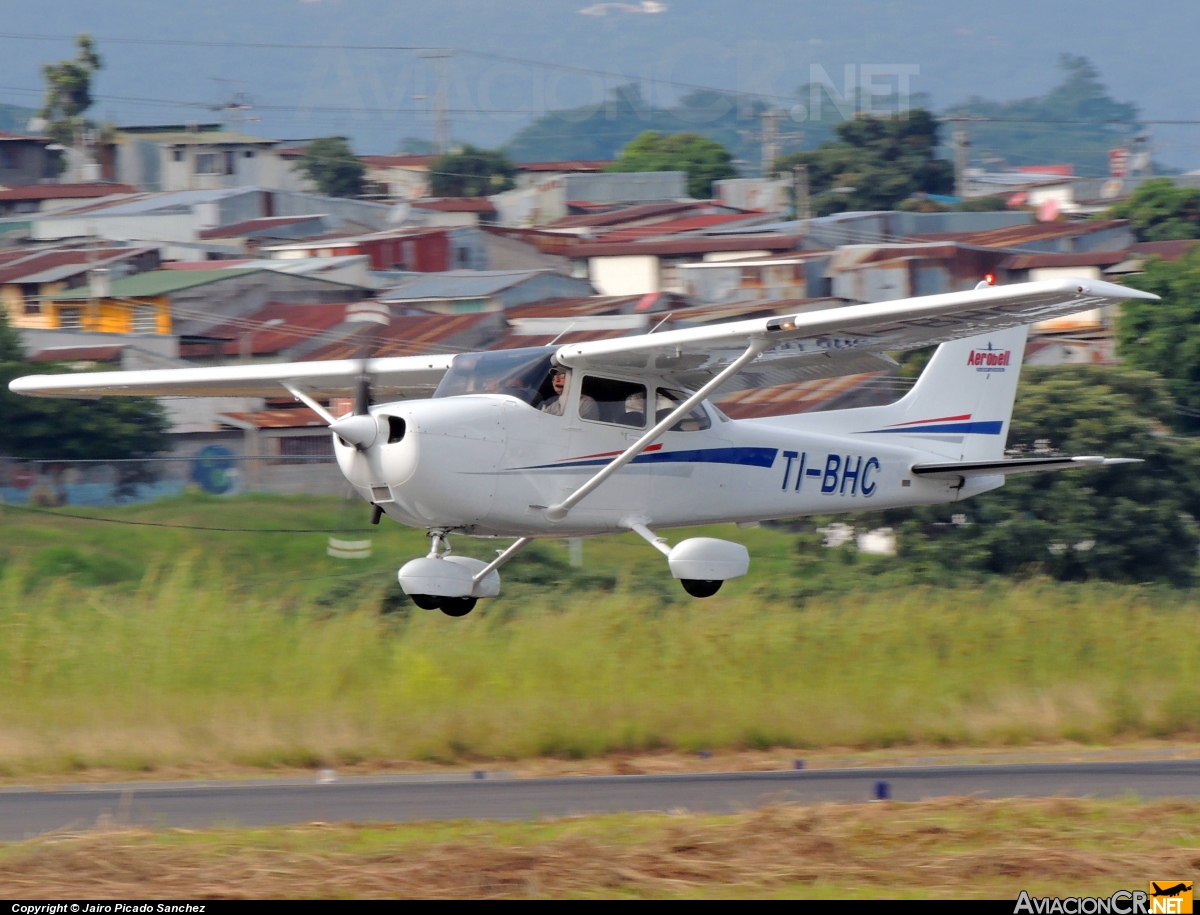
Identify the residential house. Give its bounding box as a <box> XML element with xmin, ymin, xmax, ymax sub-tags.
<box><xmin>0</xmin><ymin>183</ymin><xmax>137</xmax><ymax>217</ymax></box>
<box><xmin>41</xmin><ymin>265</ymin><xmax>371</xmax><ymax>338</ymax></box>
<box><xmin>0</xmin><ymin>131</ymin><xmax>62</xmax><ymax>185</ymax></box>
<box><xmin>0</xmin><ymin>244</ymin><xmax>161</xmax><ymax>330</ymax></box>
<box><xmin>378</xmin><ymin>269</ymin><xmax>594</xmax><ymax>315</ymax></box>
<box><xmin>105</xmin><ymin>124</ymin><xmax>308</xmax><ymax>193</ymax></box>
<box><xmin>360</xmin><ymin>154</ymin><xmax>435</xmax><ymax>201</ymax></box>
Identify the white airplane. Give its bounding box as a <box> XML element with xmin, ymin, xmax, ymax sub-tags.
<box><xmin>11</xmin><ymin>277</ymin><xmax>1154</xmax><ymax>616</ymax></box>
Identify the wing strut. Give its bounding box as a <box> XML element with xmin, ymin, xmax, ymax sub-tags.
<box><xmin>544</xmin><ymin>339</ymin><xmax>768</xmax><ymax>522</ymax></box>
<box><xmin>471</xmin><ymin>536</ymin><xmax>534</xmax><ymax>584</ymax></box>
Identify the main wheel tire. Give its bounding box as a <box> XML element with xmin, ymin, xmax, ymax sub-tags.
<box><xmin>439</xmin><ymin>596</ymin><xmax>478</xmax><ymax>617</ymax></box>
<box><xmin>410</xmin><ymin>594</ymin><xmax>441</xmax><ymax>610</ymax></box>
<box><xmin>681</xmin><ymin>579</ymin><xmax>722</xmax><ymax>598</ymax></box>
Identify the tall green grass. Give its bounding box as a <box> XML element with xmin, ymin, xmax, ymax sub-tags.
<box><xmin>0</xmin><ymin>559</ymin><xmax>1198</xmax><ymax>775</ymax></box>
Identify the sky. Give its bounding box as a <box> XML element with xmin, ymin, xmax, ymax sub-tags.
<box><xmin>4</xmin><ymin>1</ymin><xmax>1198</xmax><ymax>168</ymax></box>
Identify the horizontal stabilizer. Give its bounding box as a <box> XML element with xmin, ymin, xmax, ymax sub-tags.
<box><xmin>911</xmin><ymin>455</ymin><xmax>1142</xmax><ymax>481</ymax></box>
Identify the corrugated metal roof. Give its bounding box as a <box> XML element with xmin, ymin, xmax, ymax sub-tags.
<box><xmin>0</xmin><ymin>247</ymin><xmax>151</xmax><ymax>285</ymax></box>
<box><xmin>571</xmin><ymin>235</ymin><xmax>800</xmax><ymax>257</ymax></box>
<box><xmin>412</xmin><ymin>197</ymin><xmax>496</xmax><ymax>213</ymax></box>
<box><xmin>186</xmin><ymin>302</ymin><xmax>354</xmax><ymax>356</ymax></box>
<box><xmin>379</xmin><ymin>269</ymin><xmax>551</xmax><ymax>301</ymax></box>
<box><xmin>52</xmin><ymin>267</ymin><xmax>261</xmax><ymax>299</ymax></box>
<box><xmin>914</xmin><ymin>220</ymin><xmax>1131</xmax><ymax>249</ymax></box>
<box><xmin>0</xmin><ymin>183</ymin><xmax>136</xmax><ymax>201</ymax></box>
<box><xmin>1001</xmin><ymin>251</ymin><xmax>1128</xmax><ymax>270</ymax></box>
<box><xmin>38</xmin><ymin>186</ymin><xmax>252</xmax><ymax>219</ymax></box>
<box><xmin>119</xmin><ymin>130</ymin><xmax>277</xmax><ymax>146</ymax></box>
<box><xmin>547</xmin><ymin>201</ymin><xmax>699</xmax><ymax>229</ymax></box>
<box><xmin>28</xmin><ymin>345</ymin><xmax>124</xmax><ymax>363</ymax></box>
<box><xmin>516</xmin><ymin>160</ymin><xmax>612</xmax><ymax>172</ymax></box>
<box><xmin>716</xmin><ymin>373</ymin><xmax>882</xmax><ymax>419</ymax></box>
<box><xmin>361</xmin><ymin>155</ymin><xmax>436</xmax><ymax>169</ymax></box>
<box><xmin>600</xmin><ymin>212</ymin><xmax>765</xmax><ymax>242</ymax></box>
<box><xmin>199</xmin><ymin>215</ymin><xmax>325</xmax><ymax>239</ymax></box>
<box><xmin>303</xmin><ymin>312</ymin><xmax>493</xmax><ymax>360</ymax></box>
<box><xmin>220</xmin><ymin>408</ymin><xmax>329</xmax><ymax>429</ymax></box>
<box><xmin>1130</xmin><ymin>240</ymin><xmax>1200</xmax><ymax>261</ymax></box>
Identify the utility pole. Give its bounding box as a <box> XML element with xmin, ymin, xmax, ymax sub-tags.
<box><xmin>792</xmin><ymin>163</ymin><xmax>810</xmax><ymax>222</ymax></box>
<box><xmin>950</xmin><ymin>122</ymin><xmax>970</xmax><ymax>198</ymax></box>
<box><xmin>419</xmin><ymin>49</ymin><xmax>453</xmax><ymax>155</ymax></box>
<box><xmin>760</xmin><ymin>108</ymin><xmax>783</xmax><ymax>177</ymax></box>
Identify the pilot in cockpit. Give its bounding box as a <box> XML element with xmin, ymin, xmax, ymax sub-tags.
<box><xmin>539</xmin><ymin>368</ymin><xmax>598</xmax><ymax>419</ymax></box>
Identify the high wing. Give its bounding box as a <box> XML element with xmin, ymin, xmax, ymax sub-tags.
<box><xmin>8</xmin><ymin>354</ymin><xmax>455</xmax><ymax>399</ymax></box>
<box><xmin>554</xmin><ymin>278</ymin><xmax>1158</xmax><ymax>391</ymax></box>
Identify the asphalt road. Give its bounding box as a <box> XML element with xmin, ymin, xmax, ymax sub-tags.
<box><xmin>2</xmin><ymin>760</ymin><xmax>1197</xmax><ymax>841</ymax></box>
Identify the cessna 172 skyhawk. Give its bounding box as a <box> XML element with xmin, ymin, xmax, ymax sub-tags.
<box><xmin>10</xmin><ymin>277</ymin><xmax>1154</xmax><ymax>615</ymax></box>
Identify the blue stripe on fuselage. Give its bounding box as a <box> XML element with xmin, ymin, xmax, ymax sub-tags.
<box><xmin>515</xmin><ymin>446</ymin><xmax>778</xmax><ymax>471</ymax></box>
<box><xmin>860</xmin><ymin>421</ymin><xmax>1004</xmax><ymax>435</ymax></box>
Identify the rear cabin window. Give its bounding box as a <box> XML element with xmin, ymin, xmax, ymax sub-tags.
<box><xmin>579</xmin><ymin>376</ymin><xmax>647</xmax><ymax>428</ymax></box>
<box><xmin>655</xmin><ymin>388</ymin><xmax>712</xmax><ymax>432</ymax></box>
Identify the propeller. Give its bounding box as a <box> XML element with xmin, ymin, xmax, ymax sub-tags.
<box><xmin>328</xmin><ymin>303</ymin><xmax>391</xmax><ymax>450</ymax></box>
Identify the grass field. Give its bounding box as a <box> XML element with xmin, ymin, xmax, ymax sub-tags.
<box><xmin>1</xmin><ymin>494</ymin><xmax>1199</xmax><ymax>777</ymax></box>
<box><xmin>2</xmin><ymin>799</ymin><xmax>1197</xmax><ymax>898</ymax></box>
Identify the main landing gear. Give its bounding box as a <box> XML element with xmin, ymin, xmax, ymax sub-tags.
<box><xmin>624</xmin><ymin>521</ymin><xmax>749</xmax><ymax>599</ymax></box>
<box><xmin>409</xmin><ymin>593</ymin><xmax>478</xmax><ymax>616</ymax></box>
<box><xmin>400</xmin><ymin>531</ymin><xmax>530</xmax><ymax>617</ymax></box>
<box><xmin>680</xmin><ymin>579</ymin><xmax>722</xmax><ymax>598</ymax></box>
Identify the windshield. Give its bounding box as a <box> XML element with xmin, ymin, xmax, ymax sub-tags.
<box><xmin>433</xmin><ymin>347</ymin><xmax>557</xmax><ymax>407</ymax></box>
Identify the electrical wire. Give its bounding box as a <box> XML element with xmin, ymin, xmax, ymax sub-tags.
<box><xmin>0</xmin><ymin>501</ymin><xmax>371</xmax><ymax>533</ymax></box>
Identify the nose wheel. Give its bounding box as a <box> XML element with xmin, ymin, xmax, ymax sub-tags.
<box><xmin>408</xmin><ymin>593</ymin><xmax>478</xmax><ymax>615</ymax></box>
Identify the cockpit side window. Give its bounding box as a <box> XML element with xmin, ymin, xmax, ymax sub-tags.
<box><xmin>655</xmin><ymin>388</ymin><xmax>712</xmax><ymax>432</ymax></box>
<box><xmin>432</xmin><ymin>347</ymin><xmax>555</xmax><ymax>407</ymax></box>
<box><xmin>579</xmin><ymin>376</ymin><xmax>647</xmax><ymax>428</ymax></box>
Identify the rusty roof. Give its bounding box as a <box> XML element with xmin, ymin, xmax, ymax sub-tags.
<box><xmin>547</xmin><ymin>201</ymin><xmax>700</xmax><ymax>229</ymax></box>
<box><xmin>0</xmin><ymin>183</ymin><xmax>136</xmax><ymax>201</ymax></box>
<box><xmin>913</xmin><ymin>219</ymin><xmax>1132</xmax><ymax>248</ymax></box>
<box><xmin>516</xmin><ymin>160</ymin><xmax>612</xmax><ymax>172</ymax></box>
<box><xmin>600</xmin><ymin>212</ymin><xmax>764</xmax><ymax>242</ymax></box>
<box><xmin>716</xmin><ymin>373</ymin><xmax>883</xmax><ymax>420</ymax></box>
<box><xmin>27</xmin><ymin>344</ymin><xmax>124</xmax><ymax>363</ymax></box>
<box><xmin>361</xmin><ymin>154</ymin><xmax>437</xmax><ymax>169</ymax></box>
<box><xmin>570</xmin><ymin>235</ymin><xmax>801</xmax><ymax>258</ymax></box>
<box><xmin>183</xmin><ymin>302</ymin><xmax>354</xmax><ymax>357</ymax></box>
<box><xmin>0</xmin><ymin>246</ymin><xmax>150</xmax><ymax>285</ymax></box>
<box><xmin>220</xmin><ymin>408</ymin><xmax>330</xmax><ymax>429</ymax></box>
<box><xmin>412</xmin><ymin>197</ymin><xmax>497</xmax><ymax>213</ymax></box>
<box><xmin>302</xmin><ymin>312</ymin><xmax>494</xmax><ymax>360</ymax></box>
<box><xmin>1001</xmin><ymin>250</ymin><xmax>1129</xmax><ymax>270</ymax></box>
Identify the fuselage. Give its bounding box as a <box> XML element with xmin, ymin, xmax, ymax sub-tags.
<box><xmin>335</xmin><ymin>391</ymin><xmax>1000</xmax><ymax>538</ymax></box>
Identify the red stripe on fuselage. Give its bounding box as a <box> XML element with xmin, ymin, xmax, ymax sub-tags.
<box><xmin>885</xmin><ymin>413</ymin><xmax>972</xmax><ymax>428</ymax></box>
<box><xmin>559</xmin><ymin>442</ymin><xmax>664</xmax><ymax>463</ymax></box>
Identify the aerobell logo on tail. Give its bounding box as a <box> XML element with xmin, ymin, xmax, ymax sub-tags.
<box><xmin>967</xmin><ymin>342</ymin><xmax>1012</xmax><ymax>372</ymax></box>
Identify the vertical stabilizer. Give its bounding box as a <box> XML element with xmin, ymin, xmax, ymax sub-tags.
<box><xmin>798</xmin><ymin>325</ymin><xmax>1029</xmax><ymax>461</ymax></box>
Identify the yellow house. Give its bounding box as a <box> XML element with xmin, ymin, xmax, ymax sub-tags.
<box><xmin>43</xmin><ymin>267</ymin><xmax>269</xmax><ymax>336</ymax></box>
<box><xmin>0</xmin><ymin>245</ymin><xmax>161</xmax><ymax>331</ymax></box>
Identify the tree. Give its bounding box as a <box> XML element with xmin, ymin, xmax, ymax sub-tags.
<box><xmin>606</xmin><ymin>131</ymin><xmax>736</xmax><ymax>199</ymax></box>
<box><xmin>773</xmin><ymin>109</ymin><xmax>953</xmax><ymax>215</ymax></box>
<box><xmin>429</xmin><ymin>145</ymin><xmax>515</xmax><ymax>197</ymax></box>
<box><xmin>942</xmin><ymin>56</ymin><xmax>1140</xmax><ymax>176</ymax></box>
<box><xmin>1116</xmin><ymin>244</ymin><xmax>1200</xmax><ymax>427</ymax></box>
<box><xmin>505</xmin><ymin>83</ymin><xmax>771</xmax><ymax>172</ymax></box>
<box><xmin>1108</xmin><ymin>178</ymin><xmax>1200</xmax><ymax>242</ymax></box>
<box><xmin>0</xmin><ymin>311</ymin><xmax>168</xmax><ymax>460</ymax></box>
<box><xmin>298</xmin><ymin>137</ymin><xmax>366</xmax><ymax>198</ymax></box>
<box><xmin>884</xmin><ymin>366</ymin><xmax>1200</xmax><ymax>586</ymax></box>
<box><xmin>39</xmin><ymin>34</ymin><xmax>103</xmax><ymax>149</ymax></box>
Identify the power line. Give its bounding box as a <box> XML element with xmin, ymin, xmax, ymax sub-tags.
<box><xmin>0</xmin><ymin>501</ymin><xmax>370</xmax><ymax>533</ymax></box>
